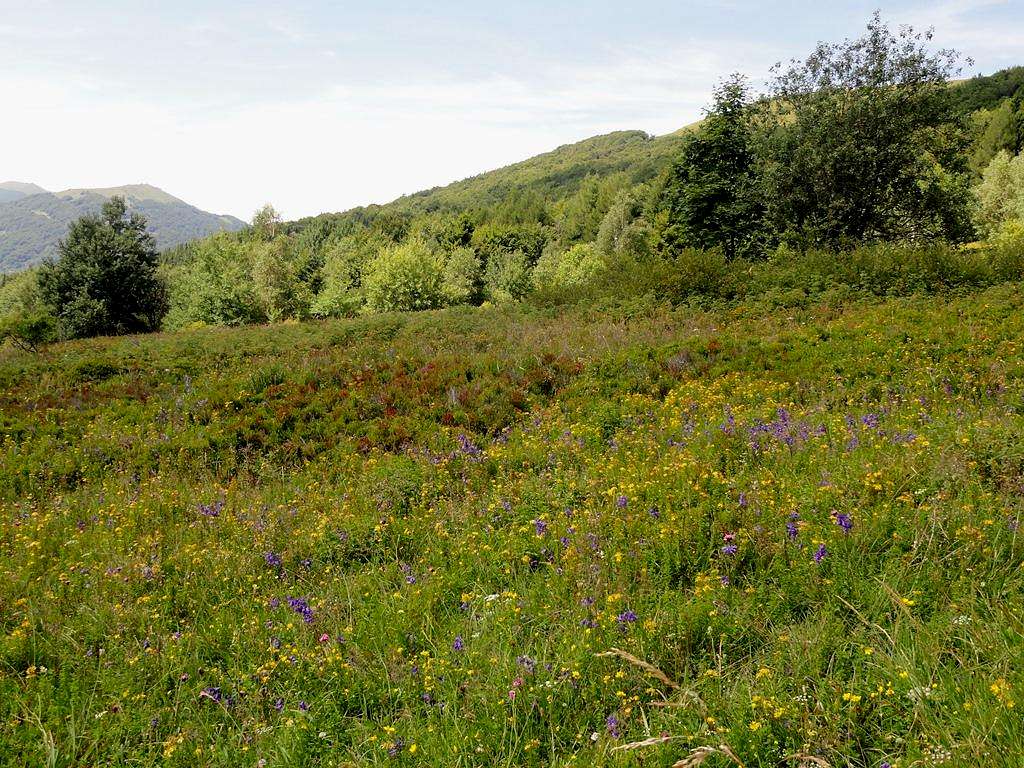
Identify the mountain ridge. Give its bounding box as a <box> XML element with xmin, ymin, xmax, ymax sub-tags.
<box><xmin>0</xmin><ymin>184</ymin><xmax>246</xmax><ymax>272</ymax></box>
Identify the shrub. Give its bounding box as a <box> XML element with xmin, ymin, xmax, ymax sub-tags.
<box><xmin>310</xmin><ymin>237</ymin><xmax>368</xmax><ymax>319</ymax></box>
<box><xmin>163</xmin><ymin>234</ymin><xmax>265</xmax><ymax>329</ymax></box>
<box><xmin>252</xmin><ymin>239</ymin><xmax>312</xmax><ymax>322</ymax></box>
<box><xmin>532</xmin><ymin>243</ymin><xmax>607</xmax><ymax>291</ymax></box>
<box><xmin>363</xmin><ymin>240</ymin><xmax>445</xmax><ymax>313</ymax></box>
<box><xmin>0</xmin><ymin>309</ymin><xmax>56</xmax><ymax>352</ymax></box>
<box><xmin>440</xmin><ymin>246</ymin><xmax>481</xmax><ymax>305</ymax></box>
<box><xmin>483</xmin><ymin>250</ymin><xmax>532</xmax><ymax>304</ymax></box>
<box><xmin>990</xmin><ymin>219</ymin><xmax>1024</xmax><ymax>280</ymax></box>
<box><xmin>975</xmin><ymin>150</ymin><xmax>1024</xmax><ymax>237</ymax></box>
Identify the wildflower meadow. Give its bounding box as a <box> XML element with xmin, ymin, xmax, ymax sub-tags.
<box><xmin>2</xmin><ymin>287</ymin><xmax>1023</xmax><ymax>766</ymax></box>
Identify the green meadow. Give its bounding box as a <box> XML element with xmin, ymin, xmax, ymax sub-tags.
<box><xmin>2</xmin><ymin>284</ymin><xmax>1023</xmax><ymax>766</ymax></box>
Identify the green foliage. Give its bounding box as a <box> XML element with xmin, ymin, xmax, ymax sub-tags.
<box><xmin>968</xmin><ymin>98</ymin><xmax>1024</xmax><ymax>174</ymax></box>
<box><xmin>532</xmin><ymin>242</ymin><xmax>606</xmax><ymax>291</ymax></box>
<box><xmin>974</xmin><ymin>150</ymin><xmax>1024</xmax><ymax>237</ymax></box>
<box><xmin>472</xmin><ymin>222</ymin><xmax>546</xmax><ymax>268</ymax></box>
<box><xmin>756</xmin><ymin>13</ymin><xmax>971</xmax><ymax>247</ymax></box>
<box><xmin>950</xmin><ymin>65</ymin><xmax>1024</xmax><ymax>113</ymax></box>
<box><xmin>440</xmin><ymin>246</ymin><xmax>481</xmax><ymax>305</ymax></box>
<box><xmin>250</xmin><ymin>203</ymin><xmax>283</xmax><ymax>241</ymax></box>
<box><xmin>252</xmin><ymin>239</ymin><xmax>313</xmax><ymax>323</ymax></box>
<box><xmin>0</xmin><ymin>309</ymin><xmax>55</xmax><ymax>352</ymax></box>
<box><xmin>483</xmin><ymin>249</ymin><xmax>532</xmax><ymax>304</ymax></box>
<box><xmin>309</xmin><ymin>237</ymin><xmax>367</xmax><ymax>319</ymax></box>
<box><xmin>550</xmin><ymin>173</ymin><xmax>629</xmax><ymax>246</ymax></box>
<box><xmin>38</xmin><ymin>197</ymin><xmax>168</xmax><ymax>339</ymax></box>
<box><xmin>363</xmin><ymin>239</ymin><xmax>446</xmax><ymax>313</ymax></box>
<box><xmin>658</xmin><ymin>74</ymin><xmax>765</xmax><ymax>258</ymax></box>
<box><xmin>163</xmin><ymin>234</ymin><xmax>266</xmax><ymax>329</ymax></box>
<box><xmin>989</xmin><ymin>219</ymin><xmax>1024</xmax><ymax>280</ymax></box>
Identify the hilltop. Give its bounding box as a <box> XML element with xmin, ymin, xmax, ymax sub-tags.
<box><xmin>0</xmin><ymin>182</ymin><xmax>48</xmax><ymax>203</ymax></box>
<box><xmin>0</xmin><ymin>184</ymin><xmax>246</xmax><ymax>272</ymax></box>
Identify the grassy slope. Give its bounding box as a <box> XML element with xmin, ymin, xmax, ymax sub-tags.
<box><xmin>2</xmin><ymin>287</ymin><xmax>1023</xmax><ymax>766</ymax></box>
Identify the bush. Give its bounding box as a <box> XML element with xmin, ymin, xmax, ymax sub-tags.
<box><xmin>310</xmin><ymin>237</ymin><xmax>368</xmax><ymax>319</ymax></box>
<box><xmin>252</xmin><ymin>239</ymin><xmax>312</xmax><ymax>322</ymax></box>
<box><xmin>363</xmin><ymin>240</ymin><xmax>445</xmax><ymax>313</ymax></box>
<box><xmin>440</xmin><ymin>246</ymin><xmax>481</xmax><ymax>305</ymax></box>
<box><xmin>990</xmin><ymin>219</ymin><xmax>1024</xmax><ymax>280</ymax></box>
<box><xmin>163</xmin><ymin>234</ymin><xmax>266</xmax><ymax>329</ymax></box>
<box><xmin>483</xmin><ymin>250</ymin><xmax>532</xmax><ymax>304</ymax></box>
<box><xmin>975</xmin><ymin>150</ymin><xmax>1024</xmax><ymax>237</ymax></box>
<box><xmin>0</xmin><ymin>309</ymin><xmax>56</xmax><ymax>352</ymax></box>
<box><xmin>532</xmin><ymin>243</ymin><xmax>606</xmax><ymax>291</ymax></box>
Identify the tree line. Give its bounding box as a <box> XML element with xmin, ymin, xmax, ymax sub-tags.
<box><xmin>3</xmin><ymin>13</ymin><xmax>1024</xmax><ymax>347</ymax></box>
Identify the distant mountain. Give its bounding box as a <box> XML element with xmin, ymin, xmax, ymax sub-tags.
<box><xmin>0</xmin><ymin>184</ymin><xmax>246</xmax><ymax>272</ymax></box>
<box><xmin>0</xmin><ymin>181</ymin><xmax>49</xmax><ymax>204</ymax></box>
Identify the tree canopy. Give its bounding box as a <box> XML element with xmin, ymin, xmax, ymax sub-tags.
<box><xmin>38</xmin><ymin>197</ymin><xmax>167</xmax><ymax>339</ymax></box>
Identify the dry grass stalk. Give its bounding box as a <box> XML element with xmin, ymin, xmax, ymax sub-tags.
<box><xmin>671</xmin><ymin>743</ymin><xmax>745</xmax><ymax>768</ymax></box>
<box><xmin>783</xmin><ymin>754</ymin><xmax>832</xmax><ymax>767</ymax></box>
<box><xmin>612</xmin><ymin>734</ymin><xmax>688</xmax><ymax>752</ymax></box>
<box><xmin>596</xmin><ymin>647</ymin><xmax>679</xmax><ymax>689</ymax></box>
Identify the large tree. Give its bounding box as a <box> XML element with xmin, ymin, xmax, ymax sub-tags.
<box><xmin>39</xmin><ymin>196</ymin><xmax>167</xmax><ymax>338</ymax></box>
<box><xmin>660</xmin><ymin>74</ymin><xmax>765</xmax><ymax>259</ymax></box>
<box><xmin>756</xmin><ymin>12</ymin><xmax>972</xmax><ymax>248</ymax></box>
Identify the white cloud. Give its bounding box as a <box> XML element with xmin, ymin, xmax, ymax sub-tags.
<box><xmin>895</xmin><ymin>0</ymin><xmax>1024</xmax><ymax>69</ymax></box>
<box><xmin>1</xmin><ymin>39</ymin><xmax>778</xmax><ymax>220</ymax></box>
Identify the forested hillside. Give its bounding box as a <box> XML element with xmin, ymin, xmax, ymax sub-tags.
<box><xmin>145</xmin><ymin>61</ymin><xmax>1024</xmax><ymax>332</ymax></box>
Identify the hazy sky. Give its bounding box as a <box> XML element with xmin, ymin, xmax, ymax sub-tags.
<box><xmin>2</xmin><ymin>1</ymin><xmax>1021</xmax><ymax>220</ymax></box>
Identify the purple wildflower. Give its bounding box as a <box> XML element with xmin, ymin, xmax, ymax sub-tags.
<box><xmin>517</xmin><ymin>655</ymin><xmax>537</xmax><ymax>674</ymax></box>
<box><xmin>616</xmin><ymin>609</ymin><xmax>638</xmax><ymax>624</ymax></box>
<box><xmin>814</xmin><ymin>543</ymin><xmax>828</xmax><ymax>563</ymax></box>
<box><xmin>453</xmin><ymin>635</ymin><xmax>464</xmax><ymax>652</ymax></box>
<box><xmin>787</xmin><ymin>512</ymin><xmax>800</xmax><ymax>540</ymax></box>
<box><xmin>264</xmin><ymin>551</ymin><xmax>282</xmax><ymax>568</ymax></box>
<box><xmin>721</xmin><ymin>544</ymin><xmax>738</xmax><ymax>556</ymax></box>
<box><xmin>285</xmin><ymin>596</ymin><xmax>314</xmax><ymax>623</ymax></box>
<box><xmin>606</xmin><ymin>713</ymin><xmax>621</xmax><ymax>738</ymax></box>
<box><xmin>615</xmin><ymin>495</ymin><xmax>628</xmax><ymax>509</ymax></box>
<box><xmin>198</xmin><ymin>500</ymin><xmax>223</xmax><ymax>517</ymax></box>
<box><xmin>833</xmin><ymin>511</ymin><xmax>853</xmax><ymax>534</ymax></box>
<box><xmin>534</xmin><ymin>519</ymin><xmax>548</xmax><ymax>536</ymax></box>
<box><xmin>457</xmin><ymin>433</ymin><xmax>482</xmax><ymax>459</ymax></box>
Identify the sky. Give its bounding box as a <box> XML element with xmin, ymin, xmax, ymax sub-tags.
<box><xmin>2</xmin><ymin>1</ymin><xmax>1022</xmax><ymax>220</ymax></box>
